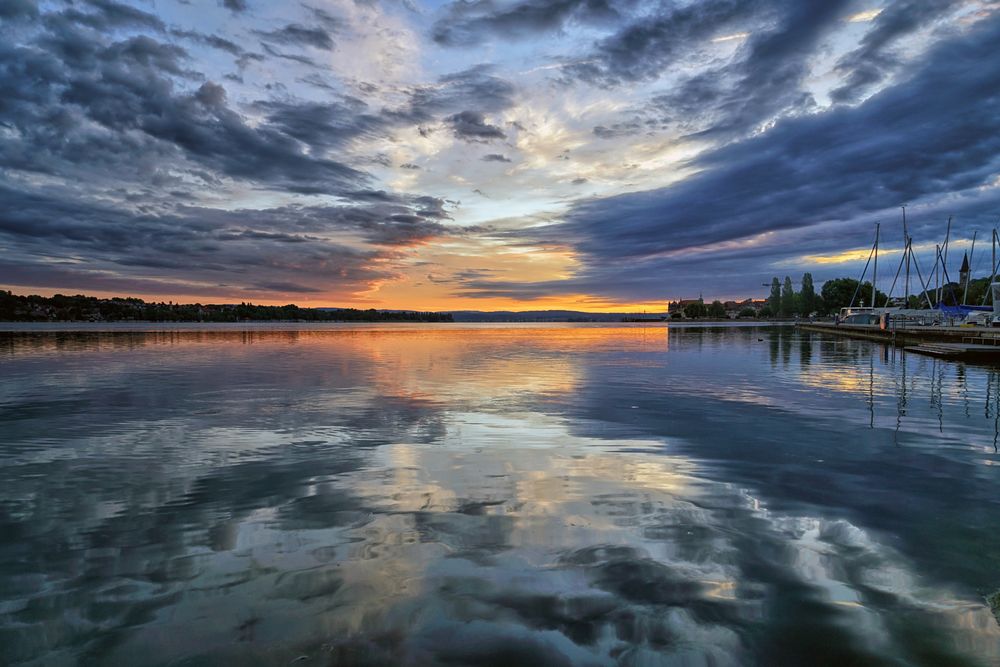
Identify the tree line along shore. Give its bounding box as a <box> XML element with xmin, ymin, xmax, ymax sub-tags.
<box><xmin>675</xmin><ymin>271</ymin><xmax>999</xmax><ymax>320</ymax></box>
<box><xmin>6</xmin><ymin>271</ymin><xmax>984</xmax><ymax>323</ymax></box>
<box><xmin>0</xmin><ymin>291</ymin><xmax>453</xmax><ymax>323</ymax></box>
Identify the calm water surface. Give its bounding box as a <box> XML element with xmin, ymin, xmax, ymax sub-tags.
<box><xmin>3</xmin><ymin>323</ymin><xmax>1000</xmax><ymax>665</ymax></box>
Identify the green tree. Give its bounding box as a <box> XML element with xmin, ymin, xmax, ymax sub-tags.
<box><xmin>708</xmin><ymin>300</ymin><xmax>726</xmax><ymax>318</ymax></box>
<box><xmin>738</xmin><ymin>307</ymin><xmax>756</xmax><ymax>318</ymax></box>
<box><xmin>781</xmin><ymin>276</ymin><xmax>795</xmax><ymax>316</ymax></box>
<box><xmin>768</xmin><ymin>277</ymin><xmax>781</xmax><ymax>313</ymax></box>
<box><xmin>820</xmin><ymin>278</ymin><xmax>887</xmax><ymax>313</ymax></box>
<box><xmin>800</xmin><ymin>273</ymin><xmax>816</xmax><ymax>315</ymax></box>
<box><xmin>684</xmin><ymin>302</ymin><xmax>708</xmax><ymax>318</ymax></box>
<box><xmin>758</xmin><ymin>305</ymin><xmax>773</xmax><ymax>318</ymax></box>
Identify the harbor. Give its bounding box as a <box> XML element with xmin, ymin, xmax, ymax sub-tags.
<box><xmin>796</xmin><ymin>211</ymin><xmax>1000</xmax><ymax>360</ymax></box>
<box><xmin>798</xmin><ymin>321</ymin><xmax>1000</xmax><ymax>360</ymax></box>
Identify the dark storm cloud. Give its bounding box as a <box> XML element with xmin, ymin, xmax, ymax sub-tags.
<box><xmin>0</xmin><ymin>0</ymin><xmax>38</xmax><ymax>20</ymax></box>
<box><xmin>187</xmin><ymin>199</ymin><xmax>452</xmax><ymax>246</ymax></box>
<box><xmin>482</xmin><ymin>153</ymin><xmax>512</xmax><ymax>162</ymax></box>
<box><xmin>830</xmin><ymin>0</ymin><xmax>954</xmax><ymax>103</ymax></box>
<box><xmin>562</xmin><ymin>0</ymin><xmax>910</xmax><ymax>143</ymax></box>
<box><xmin>302</xmin><ymin>3</ymin><xmax>344</xmax><ymax>31</ymax></box>
<box><xmin>592</xmin><ymin>120</ymin><xmax>646</xmax><ymax>139</ymax></box>
<box><xmin>394</xmin><ymin>65</ymin><xmax>516</xmax><ymax>123</ymax></box>
<box><xmin>254</xmin><ymin>98</ymin><xmax>386</xmax><ymax>152</ymax></box>
<box><xmin>171</xmin><ymin>28</ymin><xmax>246</xmax><ymax>57</ymax></box>
<box><xmin>53</xmin><ymin>0</ymin><xmax>166</xmax><ymax>32</ymax></box>
<box><xmin>0</xmin><ymin>11</ymin><xmax>370</xmax><ymax>196</ymax></box>
<box><xmin>446</xmin><ymin>111</ymin><xmax>506</xmax><ymax>141</ymax></box>
<box><xmin>634</xmin><ymin>0</ymin><xmax>852</xmax><ymax>140</ymax></box>
<box><xmin>255</xmin><ymin>23</ymin><xmax>336</xmax><ymax>50</ymax></box>
<box><xmin>0</xmin><ymin>183</ymin><xmax>452</xmax><ymax>297</ymax></box>
<box><xmin>463</xmin><ymin>14</ymin><xmax>1000</xmax><ymax>301</ymax></box>
<box><xmin>560</xmin><ymin>0</ymin><xmax>761</xmax><ymax>87</ymax></box>
<box><xmin>260</xmin><ymin>42</ymin><xmax>321</xmax><ymax>67</ymax></box>
<box><xmin>431</xmin><ymin>0</ymin><xmax>627</xmax><ymax>46</ymax></box>
<box><xmin>375</xmin><ymin>65</ymin><xmax>517</xmax><ymax>140</ymax></box>
<box><xmin>0</xmin><ymin>3</ymin><xmax>470</xmax><ymax>299</ymax></box>
<box><xmin>222</xmin><ymin>0</ymin><xmax>248</xmax><ymax>11</ymax></box>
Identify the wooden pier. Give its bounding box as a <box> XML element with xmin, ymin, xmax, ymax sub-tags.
<box><xmin>797</xmin><ymin>322</ymin><xmax>1000</xmax><ymax>360</ymax></box>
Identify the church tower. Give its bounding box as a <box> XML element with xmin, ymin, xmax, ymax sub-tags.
<box><xmin>960</xmin><ymin>252</ymin><xmax>970</xmax><ymax>293</ymax></box>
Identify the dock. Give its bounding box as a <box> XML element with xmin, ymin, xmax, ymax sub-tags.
<box><xmin>797</xmin><ymin>322</ymin><xmax>1000</xmax><ymax>360</ymax></box>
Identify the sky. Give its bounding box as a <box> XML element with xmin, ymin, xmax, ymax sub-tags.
<box><xmin>2</xmin><ymin>0</ymin><xmax>999</xmax><ymax>311</ymax></box>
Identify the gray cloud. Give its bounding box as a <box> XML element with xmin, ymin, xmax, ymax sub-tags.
<box><xmin>463</xmin><ymin>14</ymin><xmax>1000</xmax><ymax>301</ymax></box>
<box><xmin>446</xmin><ymin>110</ymin><xmax>506</xmax><ymax>141</ymax></box>
<box><xmin>482</xmin><ymin>153</ymin><xmax>512</xmax><ymax>162</ymax></box>
<box><xmin>171</xmin><ymin>28</ymin><xmax>247</xmax><ymax>57</ymax></box>
<box><xmin>560</xmin><ymin>0</ymin><xmax>762</xmax><ymax>87</ymax></box>
<box><xmin>302</xmin><ymin>4</ymin><xmax>344</xmax><ymax>31</ymax></box>
<box><xmin>0</xmin><ymin>12</ymin><xmax>371</xmax><ymax>197</ymax></box>
<box><xmin>0</xmin><ymin>2</ymin><xmax>476</xmax><ymax>300</ymax></box>
<box><xmin>830</xmin><ymin>0</ymin><xmax>954</xmax><ymax>103</ymax></box>
<box><xmin>50</xmin><ymin>0</ymin><xmax>166</xmax><ymax>32</ymax></box>
<box><xmin>0</xmin><ymin>183</ymin><xmax>452</xmax><ymax>298</ymax></box>
<box><xmin>636</xmin><ymin>0</ymin><xmax>851</xmax><ymax>141</ymax></box>
<box><xmin>392</xmin><ymin>65</ymin><xmax>517</xmax><ymax>126</ymax></box>
<box><xmin>431</xmin><ymin>0</ymin><xmax>629</xmax><ymax>46</ymax></box>
<box><xmin>0</xmin><ymin>0</ymin><xmax>38</xmax><ymax>20</ymax></box>
<box><xmin>255</xmin><ymin>23</ymin><xmax>336</xmax><ymax>50</ymax></box>
<box><xmin>254</xmin><ymin>98</ymin><xmax>385</xmax><ymax>153</ymax></box>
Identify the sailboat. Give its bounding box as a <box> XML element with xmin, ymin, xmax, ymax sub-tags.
<box><xmin>840</xmin><ymin>213</ymin><xmax>1000</xmax><ymax>327</ymax></box>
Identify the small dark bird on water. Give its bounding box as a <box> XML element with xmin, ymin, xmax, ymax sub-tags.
<box><xmin>758</xmin><ymin>338</ymin><xmax>764</xmax><ymax>341</ymax></box>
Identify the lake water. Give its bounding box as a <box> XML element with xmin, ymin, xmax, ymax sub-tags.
<box><xmin>3</xmin><ymin>323</ymin><xmax>1000</xmax><ymax>666</ymax></box>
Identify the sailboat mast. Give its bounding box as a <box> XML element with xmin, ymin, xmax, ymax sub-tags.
<box><xmin>935</xmin><ymin>244</ymin><xmax>941</xmax><ymax>306</ymax></box>
<box><xmin>902</xmin><ymin>206</ymin><xmax>909</xmax><ymax>307</ymax></box>
<box><xmin>873</xmin><ymin>223</ymin><xmax>879</xmax><ymax>309</ymax></box>
<box><xmin>940</xmin><ymin>217</ymin><xmax>952</xmax><ymax>304</ymax></box>
<box><xmin>983</xmin><ymin>229</ymin><xmax>998</xmax><ymax>306</ymax></box>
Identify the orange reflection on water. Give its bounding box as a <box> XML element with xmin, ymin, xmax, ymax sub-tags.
<box><xmin>1</xmin><ymin>325</ymin><xmax>671</xmax><ymax>405</ymax></box>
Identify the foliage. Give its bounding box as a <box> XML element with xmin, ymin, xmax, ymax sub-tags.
<box><xmin>708</xmin><ymin>300</ymin><xmax>727</xmax><ymax>318</ymax></box>
<box><xmin>683</xmin><ymin>302</ymin><xmax>708</xmax><ymax>318</ymax></box>
<box><xmin>738</xmin><ymin>307</ymin><xmax>757</xmax><ymax>318</ymax></box>
<box><xmin>0</xmin><ymin>291</ymin><xmax>453</xmax><ymax>322</ymax></box>
<box><xmin>781</xmin><ymin>276</ymin><xmax>795</xmax><ymax>316</ymax></box>
<box><xmin>768</xmin><ymin>277</ymin><xmax>781</xmax><ymax>313</ymax></box>
<box><xmin>758</xmin><ymin>305</ymin><xmax>773</xmax><ymax>318</ymax></box>
<box><xmin>819</xmin><ymin>278</ymin><xmax>887</xmax><ymax>313</ymax></box>
<box><xmin>800</xmin><ymin>273</ymin><xmax>816</xmax><ymax>314</ymax></box>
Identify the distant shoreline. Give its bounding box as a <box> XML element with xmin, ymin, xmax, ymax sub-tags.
<box><xmin>0</xmin><ymin>318</ymin><xmax>801</xmax><ymax>327</ymax></box>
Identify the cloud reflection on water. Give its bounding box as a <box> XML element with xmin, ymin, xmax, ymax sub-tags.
<box><xmin>2</xmin><ymin>325</ymin><xmax>1000</xmax><ymax>665</ymax></box>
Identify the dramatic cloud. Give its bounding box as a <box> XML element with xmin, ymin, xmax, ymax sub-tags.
<box><xmin>1</xmin><ymin>0</ymin><xmax>998</xmax><ymax>307</ymax></box>
<box><xmin>0</xmin><ymin>0</ymin><xmax>38</xmax><ymax>20</ymax></box>
<box><xmin>431</xmin><ymin>0</ymin><xmax>627</xmax><ymax>46</ymax></box>
<box><xmin>396</xmin><ymin>65</ymin><xmax>516</xmax><ymax>123</ymax></box>
<box><xmin>830</xmin><ymin>0</ymin><xmax>954</xmax><ymax>103</ymax></box>
<box><xmin>255</xmin><ymin>24</ymin><xmax>336</xmax><ymax>51</ymax></box>
<box><xmin>0</xmin><ymin>183</ymin><xmax>452</xmax><ymax>299</ymax></box>
<box><xmin>559</xmin><ymin>0</ymin><xmax>761</xmax><ymax>87</ymax></box>
<box><xmin>463</xmin><ymin>13</ymin><xmax>1000</xmax><ymax>300</ymax></box>
<box><xmin>445</xmin><ymin>110</ymin><xmax>506</xmax><ymax>141</ymax></box>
